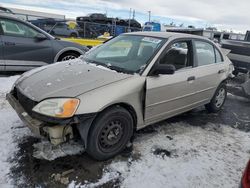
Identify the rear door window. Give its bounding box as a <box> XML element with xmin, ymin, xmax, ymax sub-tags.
<box><xmin>194</xmin><ymin>41</ymin><xmax>216</xmax><ymax>66</ymax></box>
<box><xmin>215</xmin><ymin>48</ymin><xmax>223</xmax><ymax>63</ymax></box>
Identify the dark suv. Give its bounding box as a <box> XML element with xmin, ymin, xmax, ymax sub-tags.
<box><xmin>77</xmin><ymin>13</ymin><xmax>112</xmax><ymax>24</ymax></box>
<box><xmin>0</xmin><ymin>14</ymin><xmax>88</xmax><ymax>72</ymax></box>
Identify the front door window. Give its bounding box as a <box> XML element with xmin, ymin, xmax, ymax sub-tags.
<box><xmin>159</xmin><ymin>41</ymin><xmax>193</xmax><ymax>70</ymax></box>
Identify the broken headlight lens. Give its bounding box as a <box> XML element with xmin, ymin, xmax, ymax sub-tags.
<box><xmin>32</xmin><ymin>98</ymin><xmax>80</xmax><ymax>118</ymax></box>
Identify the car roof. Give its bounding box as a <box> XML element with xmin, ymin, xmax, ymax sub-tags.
<box><xmin>124</xmin><ymin>31</ymin><xmax>208</xmax><ymax>40</ymax></box>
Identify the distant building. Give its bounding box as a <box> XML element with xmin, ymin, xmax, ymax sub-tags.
<box><xmin>2</xmin><ymin>5</ymin><xmax>65</xmax><ymax>20</ymax></box>
<box><xmin>165</xmin><ymin>27</ymin><xmax>245</xmax><ymax>42</ymax></box>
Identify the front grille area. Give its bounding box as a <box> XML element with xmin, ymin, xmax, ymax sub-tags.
<box><xmin>13</xmin><ymin>87</ymin><xmax>38</xmax><ymax>115</ymax></box>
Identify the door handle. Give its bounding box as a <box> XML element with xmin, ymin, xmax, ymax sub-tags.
<box><xmin>218</xmin><ymin>69</ymin><xmax>225</xmax><ymax>74</ymax></box>
<box><xmin>187</xmin><ymin>76</ymin><xmax>195</xmax><ymax>81</ymax></box>
<box><xmin>4</xmin><ymin>42</ymin><xmax>16</xmax><ymax>46</ymax></box>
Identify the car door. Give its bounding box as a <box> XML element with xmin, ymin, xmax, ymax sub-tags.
<box><xmin>145</xmin><ymin>39</ymin><xmax>204</xmax><ymax>125</ymax></box>
<box><xmin>191</xmin><ymin>40</ymin><xmax>228</xmax><ymax>101</ymax></box>
<box><xmin>0</xmin><ymin>18</ymin><xmax>53</xmax><ymax>71</ymax></box>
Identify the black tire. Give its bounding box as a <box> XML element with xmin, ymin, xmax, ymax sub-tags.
<box><xmin>86</xmin><ymin>106</ymin><xmax>134</xmax><ymax>160</ymax></box>
<box><xmin>205</xmin><ymin>83</ymin><xmax>227</xmax><ymax>113</ymax></box>
<box><xmin>58</xmin><ymin>52</ymin><xmax>80</xmax><ymax>62</ymax></box>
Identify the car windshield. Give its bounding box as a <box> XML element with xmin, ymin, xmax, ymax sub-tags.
<box><xmin>83</xmin><ymin>35</ymin><xmax>165</xmax><ymax>74</ymax></box>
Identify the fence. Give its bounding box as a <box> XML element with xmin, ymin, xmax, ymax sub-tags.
<box><xmin>2</xmin><ymin>11</ymin><xmax>142</xmax><ymax>39</ymax></box>
<box><xmin>31</xmin><ymin>20</ymin><xmax>142</xmax><ymax>39</ymax></box>
<box><xmin>75</xmin><ymin>20</ymin><xmax>141</xmax><ymax>38</ymax></box>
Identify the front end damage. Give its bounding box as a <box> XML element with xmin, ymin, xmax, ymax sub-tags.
<box><xmin>6</xmin><ymin>88</ymin><xmax>95</xmax><ymax>146</ymax></box>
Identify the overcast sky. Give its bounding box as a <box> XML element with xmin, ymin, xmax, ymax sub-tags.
<box><xmin>0</xmin><ymin>0</ymin><xmax>249</xmax><ymax>33</ymax></box>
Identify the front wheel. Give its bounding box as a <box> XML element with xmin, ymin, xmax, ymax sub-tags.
<box><xmin>205</xmin><ymin>83</ymin><xmax>227</xmax><ymax>113</ymax></box>
<box><xmin>86</xmin><ymin>106</ymin><xmax>134</xmax><ymax>160</ymax></box>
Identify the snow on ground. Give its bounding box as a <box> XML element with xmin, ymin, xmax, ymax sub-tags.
<box><xmin>0</xmin><ymin>75</ymin><xmax>250</xmax><ymax>188</ymax></box>
<box><xmin>0</xmin><ymin>76</ymin><xmax>30</xmax><ymax>187</ymax></box>
<box><xmin>71</xmin><ymin>122</ymin><xmax>250</xmax><ymax>188</ymax></box>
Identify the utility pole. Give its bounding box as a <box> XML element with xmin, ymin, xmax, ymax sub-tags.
<box><xmin>132</xmin><ymin>9</ymin><xmax>135</xmax><ymax>20</ymax></box>
<box><xmin>128</xmin><ymin>8</ymin><xmax>132</xmax><ymax>31</ymax></box>
<box><xmin>148</xmin><ymin>11</ymin><xmax>151</xmax><ymax>22</ymax></box>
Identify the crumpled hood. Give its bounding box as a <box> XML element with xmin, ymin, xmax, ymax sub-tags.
<box><xmin>16</xmin><ymin>59</ymin><xmax>132</xmax><ymax>101</ymax></box>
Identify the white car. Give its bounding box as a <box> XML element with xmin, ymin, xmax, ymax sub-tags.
<box><xmin>7</xmin><ymin>32</ymin><xmax>234</xmax><ymax>160</ymax></box>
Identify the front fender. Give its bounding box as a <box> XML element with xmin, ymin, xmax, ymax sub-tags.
<box><xmin>75</xmin><ymin>76</ymin><xmax>146</xmax><ymax>128</ymax></box>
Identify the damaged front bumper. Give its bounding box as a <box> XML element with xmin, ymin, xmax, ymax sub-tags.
<box><xmin>6</xmin><ymin>92</ymin><xmax>74</xmax><ymax>145</ymax></box>
<box><xmin>6</xmin><ymin>92</ymin><xmax>43</xmax><ymax>136</ymax></box>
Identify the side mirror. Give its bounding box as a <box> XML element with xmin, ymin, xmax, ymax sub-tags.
<box><xmin>35</xmin><ymin>33</ymin><xmax>47</xmax><ymax>41</ymax></box>
<box><xmin>152</xmin><ymin>64</ymin><xmax>176</xmax><ymax>75</ymax></box>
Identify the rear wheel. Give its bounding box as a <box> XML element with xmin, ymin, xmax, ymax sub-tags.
<box><xmin>86</xmin><ymin>106</ymin><xmax>134</xmax><ymax>160</ymax></box>
<box><xmin>205</xmin><ymin>83</ymin><xmax>227</xmax><ymax>113</ymax></box>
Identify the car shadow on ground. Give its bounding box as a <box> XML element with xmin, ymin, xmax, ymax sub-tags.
<box><xmin>9</xmin><ymin>80</ymin><xmax>250</xmax><ymax>188</ymax></box>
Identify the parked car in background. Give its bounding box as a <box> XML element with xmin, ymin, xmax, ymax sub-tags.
<box><xmin>123</xmin><ymin>19</ymin><xmax>141</xmax><ymax>28</ymax></box>
<box><xmin>77</xmin><ymin>13</ymin><xmax>113</xmax><ymax>25</ymax></box>
<box><xmin>240</xmin><ymin>160</ymin><xmax>250</xmax><ymax>188</ymax></box>
<box><xmin>76</xmin><ymin>13</ymin><xmax>141</xmax><ymax>38</ymax></box>
<box><xmin>0</xmin><ymin>13</ymin><xmax>88</xmax><ymax>72</ymax></box>
<box><xmin>30</xmin><ymin>19</ymin><xmax>79</xmax><ymax>38</ymax></box>
<box><xmin>47</xmin><ymin>22</ymin><xmax>79</xmax><ymax>38</ymax></box>
<box><xmin>7</xmin><ymin>32</ymin><xmax>233</xmax><ymax>160</ymax></box>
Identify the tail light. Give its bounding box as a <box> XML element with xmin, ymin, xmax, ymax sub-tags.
<box><xmin>242</xmin><ymin>161</ymin><xmax>250</xmax><ymax>188</ymax></box>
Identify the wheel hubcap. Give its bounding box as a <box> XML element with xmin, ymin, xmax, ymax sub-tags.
<box><xmin>215</xmin><ymin>88</ymin><xmax>226</xmax><ymax>108</ymax></box>
<box><xmin>99</xmin><ymin>120</ymin><xmax>123</xmax><ymax>150</ymax></box>
<box><xmin>61</xmin><ymin>55</ymin><xmax>77</xmax><ymax>61</ymax></box>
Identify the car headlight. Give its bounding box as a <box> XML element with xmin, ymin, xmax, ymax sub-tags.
<box><xmin>33</xmin><ymin>98</ymin><xmax>80</xmax><ymax>118</ymax></box>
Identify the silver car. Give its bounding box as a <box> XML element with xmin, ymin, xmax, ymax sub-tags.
<box><xmin>7</xmin><ymin>32</ymin><xmax>234</xmax><ymax>160</ymax></box>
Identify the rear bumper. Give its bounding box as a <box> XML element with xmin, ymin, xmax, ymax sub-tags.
<box><xmin>6</xmin><ymin>92</ymin><xmax>44</xmax><ymax>136</ymax></box>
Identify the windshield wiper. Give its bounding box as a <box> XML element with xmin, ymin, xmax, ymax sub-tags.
<box><xmin>84</xmin><ymin>58</ymin><xmax>103</xmax><ymax>66</ymax></box>
<box><xmin>108</xmin><ymin>65</ymin><xmax>133</xmax><ymax>74</ymax></box>
<box><xmin>84</xmin><ymin>58</ymin><xmax>133</xmax><ymax>74</ymax></box>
